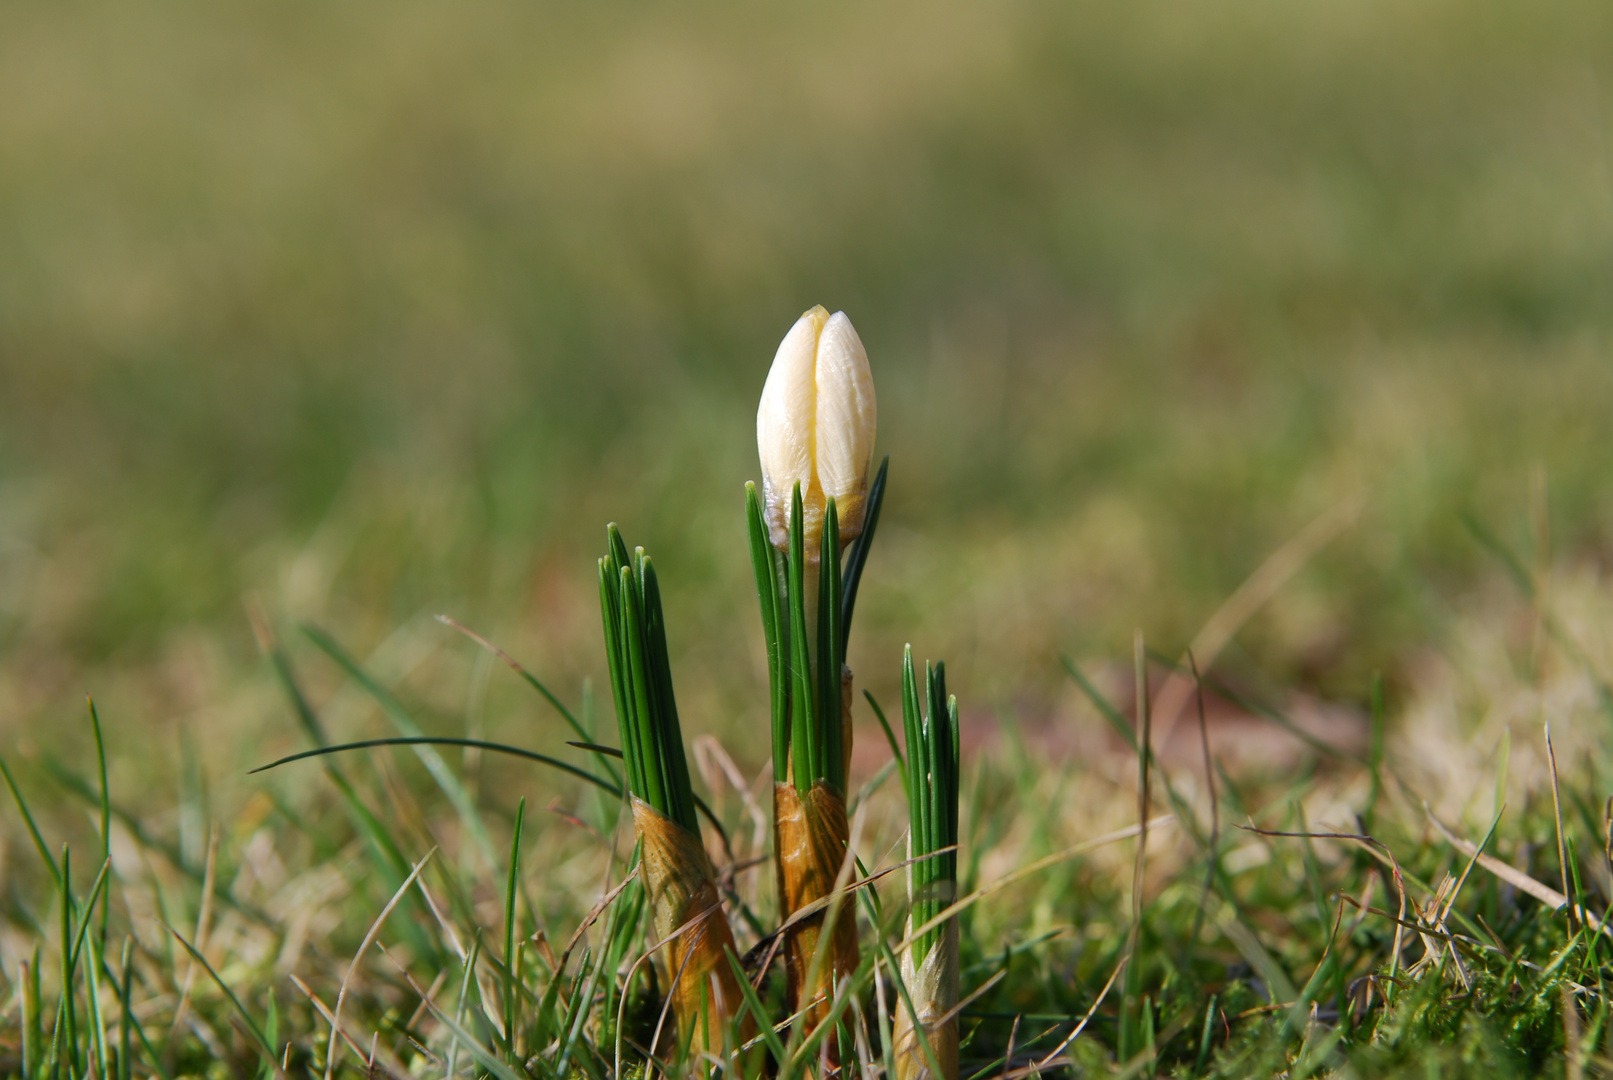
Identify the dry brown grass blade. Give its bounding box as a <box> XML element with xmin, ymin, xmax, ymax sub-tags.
<box><xmin>562</xmin><ymin>867</ymin><xmax>640</xmax><ymax>970</ymax></box>
<box><xmin>1546</xmin><ymin>723</ymin><xmax>1577</xmax><ymax>936</ymax></box>
<box><xmin>1151</xmin><ymin>496</ymin><xmax>1364</xmax><ymax>743</ymax></box>
<box><xmin>1237</xmin><ymin>823</ymin><xmax>1414</xmax><ymax>978</ymax></box>
<box><xmin>613</xmin><ymin>857</ymin><xmax>760</xmax><ymax>1080</ymax></box>
<box><xmin>1566</xmin><ymin>982</ymin><xmax>1585</xmax><ymax>1080</ymax></box>
<box><xmin>169</xmin><ymin>823</ymin><xmax>218</xmax><ymax>1041</ymax></box>
<box><xmin>902</xmin><ymin>818</ymin><xmax>1176</xmax><ymax>957</ymax></box>
<box><xmin>994</xmin><ymin>955</ymin><xmax>1127</xmax><ymax>1079</ymax></box>
<box><xmin>693</xmin><ymin>734</ymin><xmax>769</xmax><ymax>856</ymax></box>
<box><xmin>324</xmin><ymin>848</ymin><xmax>436</xmax><ymax>1080</ymax></box>
<box><xmin>1425</xmin><ymin>811</ymin><xmax>1605</xmax><ymax>930</ymax></box>
<box><xmin>290</xmin><ymin>973</ymin><xmax>410</xmax><ymax>1079</ymax></box>
<box><xmin>409</xmin><ymin>873</ymin><xmax>467</xmax><ymax>964</ymax></box>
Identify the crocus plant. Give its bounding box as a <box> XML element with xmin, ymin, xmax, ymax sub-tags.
<box><xmin>597</xmin><ymin>526</ymin><xmax>743</xmax><ymax>1062</ymax></box>
<box><xmin>893</xmin><ymin>648</ymin><xmax>960</xmax><ymax>1080</ymax></box>
<box><xmin>588</xmin><ymin>303</ymin><xmax>957</xmax><ymax>1078</ymax></box>
<box><xmin>747</xmin><ymin>307</ymin><xmax>888</xmax><ymax>1057</ymax></box>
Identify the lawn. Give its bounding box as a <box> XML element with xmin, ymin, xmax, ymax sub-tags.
<box><xmin>2</xmin><ymin>0</ymin><xmax>1613</xmax><ymax>1075</ymax></box>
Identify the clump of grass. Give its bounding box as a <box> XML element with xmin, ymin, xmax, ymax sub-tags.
<box><xmin>3</xmin><ymin>472</ymin><xmax>1613</xmax><ymax>1080</ymax></box>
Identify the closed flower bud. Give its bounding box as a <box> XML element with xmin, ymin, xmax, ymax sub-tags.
<box><xmin>756</xmin><ymin>305</ymin><xmax>877</xmax><ymax>552</ymax></box>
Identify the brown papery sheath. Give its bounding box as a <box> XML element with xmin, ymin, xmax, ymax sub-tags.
<box><xmin>772</xmin><ymin>664</ymin><xmax>862</xmax><ymax>1069</ymax></box>
<box><xmin>773</xmin><ymin>779</ymin><xmax>860</xmax><ymax>1058</ymax></box>
<box><xmin>632</xmin><ymin>797</ymin><xmax>744</xmax><ymax>1061</ymax></box>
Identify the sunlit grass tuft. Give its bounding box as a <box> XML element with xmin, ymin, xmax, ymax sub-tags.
<box><xmin>1</xmin><ymin>504</ymin><xmax>1612</xmax><ymax>1076</ymax></box>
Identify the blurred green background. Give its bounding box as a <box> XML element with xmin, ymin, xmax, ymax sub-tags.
<box><xmin>2</xmin><ymin>0</ymin><xmax>1611</xmax><ymax>794</ymax></box>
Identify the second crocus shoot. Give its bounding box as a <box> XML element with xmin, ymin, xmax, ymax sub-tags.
<box><xmin>598</xmin><ymin>525</ymin><xmax>743</xmax><ymax>1063</ymax></box>
<box><xmin>893</xmin><ymin>648</ymin><xmax>960</xmax><ymax>1080</ymax></box>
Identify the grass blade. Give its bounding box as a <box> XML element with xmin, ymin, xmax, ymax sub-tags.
<box><xmin>118</xmin><ymin>939</ymin><xmax>134</xmax><ymax>1080</ymax></box>
<box><xmin>22</xmin><ymin>950</ymin><xmax>40</xmax><ymax>1079</ymax></box>
<box><xmin>435</xmin><ymin>614</ymin><xmax>623</xmax><ymax>790</ymax></box>
<box><xmin>0</xmin><ymin>755</ymin><xmax>61</xmax><ymax>888</ymax></box>
<box><xmin>88</xmin><ymin>697</ymin><xmax>112</xmax><ymax>950</ymax></box>
<box><xmin>503</xmin><ymin>796</ymin><xmax>526</xmax><ymax>1062</ymax></box>
<box><xmin>249</xmin><ymin>735</ymin><xmax>619</xmax><ymax>795</ymax></box>
<box><xmin>166</xmin><ymin>927</ymin><xmax>279</xmax><ymax>1066</ymax></box>
<box><xmin>302</xmin><ymin>624</ymin><xmax>499</xmax><ymax>869</ymax></box>
<box><xmin>726</xmin><ymin>945</ymin><xmax>788</xmax><ymax>1065</ymax></box>
<box><xmin>60</xmin><ymin>846</ymin><xmax>79</xmax><ymax>1077</ymax></box>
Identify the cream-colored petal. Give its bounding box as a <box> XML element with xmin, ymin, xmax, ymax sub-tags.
<box><xmin>757</xmin><ymin>306</ymin><xmax>828</xmax><ymax>547</ymax></box>
<box><xmin>813</xmin><ymin>311</ymin><xmax>877</xmax><ymax>539</ymax></box>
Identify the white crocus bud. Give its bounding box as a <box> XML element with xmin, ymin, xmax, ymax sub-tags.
<box><xmin>756</xmin><ymin>305</ymin><xmax>877</xmax><ymax>553</ymax></box>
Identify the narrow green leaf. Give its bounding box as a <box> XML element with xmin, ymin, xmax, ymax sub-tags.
<box><xmin>67</xmin><ymin>859</ymin><xmax>112</xmax><ymax>974</ymax></box>
<box><xmin>840</xmin><ymin>454</ymin><xmax>889</xmax><ymax>652</ymax></box>
<box><xmin>599</xmin><ymin>555</ymin><xmax>643</xmax><ymax>800</ymax></box>
<box><xmin>259</xmin><ymin>991</ymin><xmax>279</xmax><ymax>1080</ymax></box>
<box><xmin>900</xmin><ymin>646</ymin><xmax>930</xmax><ymax>944</ymax></box>
<box><xmin>22</xmin><ymin>948</ymin><xmax>41</xmax><ymax>1080</ymax></box>
<box><xmin>747</xmin><ymin>482</ymin><xmax>790</xmax><ymax>784</ymax></box>
<box><xmin>606</xmin><ymin>523</ymin><xmax>632</xmax><ymax>581</ymax></box>
<box><xmin>864</xmin><ymin>689</ymin><xmax>903</xmax><ymax>768</ymax></box>
<box><xmin>819</xmin><ymin>497</ymin><xmax>844</xmax><ymax>791</ymax></box>
<box><xmin>620</xmin><ymin>566</ymin><xmax>669</xmax><ymax>817</ymax></box>
<box><xmin>421</xmin><ymin>990</ymin><xmax>532</xmax><ymax>1080</ymax></box>
<box><xmin>943</xmin><ymin>694</ymin><xmax>958</xmax><ymax>882</ymax></box>
<box><xmin>1460</xmin><ymin>511</ymin><xmax>1536</xmax><ymax>598</ymax></box>
<box><xmin>642</xmin><ymin>557</ymin><xmax>697</xmax><ymax>832</ymax></box>
<box><xmin>1062</xmin><ymin>656</ymin><xmax>1137</xmax><ymax>751</ymax></box>
<box><xmin>787</xmin><ymin>483</ymin><xmax>816</xmax><ymax>790</ymax></box>
<box><xmin>84</xmin><ymin>931</ymin><xmax>111</xmax><ymax>1080</ymax></box>
<box><xmin>446</xmin><ymin>936</ymin><xmax>482</xmax><ymax>1080</ymax></box>
<box><xmin>1195</xmin><ymin>992</ymin><xmax>1218</xmax><ymax>1075</ymax></box>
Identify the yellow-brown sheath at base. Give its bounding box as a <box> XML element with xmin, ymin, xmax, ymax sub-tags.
<box><xmin>773</xmin><ymin>779</ymin><xmax>860</xmax><ymax>1050</ymax></box>
<box><xmin>769</xmin><ymin>657</ymin><xmax>861</xmax><ymax>1074</ymax></box>
<box><xmin>633</xmin><ymin>797</ymin><xmax>745</xmax><ymax>1061</ymax></box>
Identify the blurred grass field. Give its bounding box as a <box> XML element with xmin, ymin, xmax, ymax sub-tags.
<box><xmin>3</xmin><ymin>0</ymin><xmax>1613</xmax><ymax>776</ymax></box>
<box><xmin>4</xmin><ymin>0</ymin><xmax>1613</xmax><ymax>1074</ymax></box>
